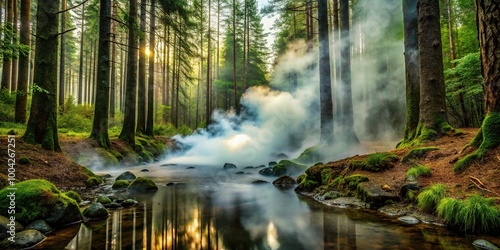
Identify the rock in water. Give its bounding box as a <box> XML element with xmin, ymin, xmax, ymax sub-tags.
<box><xmin>0</xmin><ymin>229</ymin><xmax>46</xmax><ymax>249</ymax></box>
<box><xmin>82</xmin><ymin>203</ymin><xmax>110</xmax><ymax>221</ymax></box>
<box><xmin>252</xmin><ymin>180</ymin><xmax>269</xmax><ymax>184</ymax></box>
<box><xmin>26</xmin><ymin>220</ymin><xmax>54</xmax><ymax>235</ymax></box>
<box><xmin>0</xmin><ymin>215</ymin><xmax>24</xmax><ymax>240</ymax></box>
<box><xmin>398</xmin><ymin>216</ymin><xmax>420</xmax><ymax>225</ymax></box>
<box><xmin>115</xmin><ymin>171</ymin><xmax>137</xmax><ymax>181</ymax></box>
<box><xmin>272</xmin><ymin>176</ymin><xmax>296</xmax><ymax>189</ymax></box>
<box><xmin>128</xmin><ymin>177</ymin><xmax>159</xmax><ymax>193</ymax></box>
<box><xmin>473</xmin><ymin>239</ymin><xmax>500</xmax><ymax>250</ymax></box>
<box><xmin>122</xmin><ymin>199</ymin><xmax>138</xmax><ymax>207</ymax></box>
<box><xmin>268</xmin><ymin>161</ymin><xmax>278</xmax><ymax>167</ymax></box>
<box><xmin>223</xmin><ymin>163</ymin><xmax>237</xmax><ymax>170</ymax></box>
<box><xmin>258</xmin><ymin>167</ymin><xmax>274</xmax><ymax>176</ymax></box>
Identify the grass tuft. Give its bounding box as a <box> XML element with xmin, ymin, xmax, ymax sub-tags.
<box><xmin>406</xmin><ymin>165</ymin><xmax>432</xmax><ymax>179</ymax></box>
<box><xmin>350</xmin><ymin>152</ymin><xmax>399</xmax><ymax>172</ymax></box>
<box><xmin>417</xmin><ymin>184</ymin><xmax>447</xmax><ymax>213</ymax></box>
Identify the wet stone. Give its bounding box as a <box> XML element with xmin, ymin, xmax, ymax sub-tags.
<box><xmin>223</xmin><ymin>163</ymin><xmax>237</xmax><ymax>170</ymax></box>
<box><xmin>82</xmin><ymin>203</ymin><xmax>110</xmax><ymax>221</ymax></box>
<box><xmin>140</xmin><ymin>169</ymin><xmax>149</xmax><ymax>172</ymax></box>
<box><xmin>106</xmin><ymin>202</ymin><xmax>122</xmax><ymax>209</ymax></box>
<box><xmin>236</xmin><ymin>171</ymin><xmax>245</xmax><ymax>175</ymax></box>
<box><xmin>473</xmin><ymin>239</ymin><xmax>500</xmax><ymax>250</ymax></box>
<box><xmin>0</xmin><ymin>215</ymin><xmax>24</xmax><ymax>240</ymax></box>
<box><xmin>252</xmin><ymin>180</ymin><xmax>269</xmax><ymax>184</ymax></box>
<box><xmin>398</xmin><ymin>216</ymin><xmax>420</xmax><ymax>225</ymax></box>
<box><xmin>26</xmin><ymin>220</ymin><xmax>54</xmax><ymax>235</ymax></box>
<box><xmin>115</xmin><ymin>171</ymin><xmax>137</xmax><ymax>182</ymax></box>
<box><xmin>1</xmin><ymin>229</ymin><xmax>46</xmax><ymax>249</ymax></box>
<box><xmin>272</xmin><ymin>176</ymin><xmax>296</xmax><ymax>189</ymax></box>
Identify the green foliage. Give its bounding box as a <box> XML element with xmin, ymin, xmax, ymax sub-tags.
<box><xmin>344</xmin><ymin>174</ymin><xmax>369</xmax><ymax>190</ymax></box>
<box><xmin>406</xmin><ymin>165</ymin><xmax>432</xmax><ymax>179</ymax></box>
<box><xmin>64</xmin><ymin>191</ymin><xmax>82</xmax><ymax>203</ymax></box>
<box><xmin>58</xmin><ymin>97</ymin><xmax>93</xmax><ymax>133</ymax></box>
<box><xmin>417</xmin><ymin>184</ymin><xmax>447</xmax><ymax>213</ymax></box>
<box><xmin>96</xmin><ymin>195</ymin><xmax>112</xmax><ymax>204</ymax></box>
<box><xmin>437</xmin><ymin>195</ymin><xmax>500</xmax><ymax>233</ymax></box>
<box><xmin>350</xmin><ymin>152</ymin><xmax>399</xmax><ymax>172</ymax></box>
<box><xmin>0</xmin><ymin>122</ymin><xmax>26</xmax><ymax>135</ymax></box>
<box><xmin>0</xmin><ymin>89</ymin><xmax>16</xmax><ymax>122</ymax></box>
<box><xmin>402</xmin><ymin>147</ymin><xmax>439</xmax><ymax>163</ymax></box>
<box><xmin>445</xmin><ymin>52</ymin><xmax>482</xmax><ymax>96</ymax></box>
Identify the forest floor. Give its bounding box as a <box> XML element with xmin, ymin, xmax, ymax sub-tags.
<box><xmin>0</xmin><ymin>135</ymin><xmax>169</xmax><ymax>189</ymax></box>
<box><xmin>1</xmin><ymin>127</ymin><xmax>499</xmax><ymax>199</ymax></box>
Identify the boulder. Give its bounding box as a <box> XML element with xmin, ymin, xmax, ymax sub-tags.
<box><xmin>0</xmin><ymin>215</ymin><xmax>23</xmax><ymax>241</ymax></box>
<box><xmin>122</xmin><ymin>199</ymin><xmax>138</xmax><ymax>207</ymax></box>
<box><xmin>140</xmin><ymin>169</ymin><xmax>149</xmax><ymax>172</ymax></box>
<box><xmin>186</xmin><ymin>166</ymin><xmax>195</xmax><ymax>169</ymax></box>
<box><xmin>0</xmin><ymin>229</ymin><xmax>45</xmax><ymax>249</ymax></box>
<box><xmin>115</xmin><ymin>171</ymin><xmax>137</xmax><ymax>182</ymax></box>
<box><xmin>26</xmin><ymin>220</ymin><xmax>54</xmax><ymax>235</ymax></box>
<box><xmin>82</xmin><ymin>203</ymin><xmax>110</xmax><ymax>221</ymax></box>
<box><xmin>398</xmin><ymin>216</ymin><xmax>420</xmax><ymax>225</ymax></box>
<box><xmin>272</xmin><ymin>176</ymin><xmax>296</xmax><ymax>189</ymax></box>
<box><xmin>112</xmin><ymin>180</ymin><xmax>130</xmax><ymax>190</ymax></box>
<box><xmin>473</xmin><ymin>239</ymin><xmax>500</xmax><ymax>250</ymax></box>
<box><xmin>236</xmin><ymin>171</ymin><xmax>245</xmax><ymax>175</ymax></box>
<box><xmin>258</xmin><ymin>167</ymin><xmax>274</xmax><ymax>176</ymax></box>
<box><xmin>223</xmin><ymin>163</ymin><xmax>237</xmax><ymax>170</ymax></box>
<box><xmin>275</xmin><ymin>153</ymin><xmax>289</xmax><ymax>159</ymax></box>
<box><xmin>244</xmin><ymin>166</ymin><xmax>254</xmax><ymax>169</ymax></box>
<box><xmin>268</xmin><ymin>161</ymin><xmax>278</xmax><ymax>167</ymax></box>
<box><xmin>0</xmin><ymin>180</ymin><xmax>82</xmax><ymax>227</ymax></box>
<box><xmin>252</xmin><ymin>180</ymin><xmax>269</xmax><ymax>184</ymax></box>
<box><xmin>128</xmin><ymin>177</ymin><xmax>159</xmax><ymax>193</ymax></box>
<box><xmin>106</xmin><ymin>202</ymin><xmax>122</xmax><ymax>209</ymax></box>
<box><xmin>96</xmin><ymin>195</ymin><xmax>112</xmax><ymax>205</ymax></box>
<box><xmin>357</xmin><ymin>182</ymin><xmax>400</xmax><ymax>208</ymax></box>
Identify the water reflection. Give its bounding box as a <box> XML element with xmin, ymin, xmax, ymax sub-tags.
<box><xmin>60</xmin><ymin>169</ymin><xmax>493</xmax><ymax>250</ymax></box>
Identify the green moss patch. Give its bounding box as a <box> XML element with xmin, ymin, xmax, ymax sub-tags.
<box><xmin>417</xmin><ymin>184</ymin><xmax>447</xmax><ymax>213</ymax></box>
<box><xmin>128</xmin><ymin>177</ymin><xmax>158</xmax><ymax>193</ymax></box>
<box><xmin>272</xmin><ymin>160</ymin><xmax>307</xmax><ymax>176</ymax></box>
<box><xmin>402</xmin><ymin>147</ymin><xmax>439</xmax><ymax>163</ymax></box>
<box><xmin>437</xmin><ymin>195</ymin><xmax>500</xmax><ymax>233</ymax></box>
<box><xmin>294</xmin><ymin>145</ymin><xmax>323</xmax><ymax>164</ymax></box>
<box><xmin>85</xmin><ymin>177</ymin><xmax>102</xmax><ymax>187</ymax></box>
<box><xmin>406</xmin><ymin>165</ymin><xmax>432</xmax><ymax>180</ymax></box>
<box><xmin>112</xmin><ymin>180</ymin><xmax>130</xmax><ymax>190</ymax></box>
<box><xmin>350</xmin><ymin>152</ymin><xmax>399</xmax><ymax>172</ymax></box>
<box><xmin>0</xmin><ymin>180</ymin><xmax>82</xmax><ymax>226</ymax></box>
<box><xmin>64</xmin><ymin>191</ymin><xmax>82</xmax><ymax>203</ymax></box>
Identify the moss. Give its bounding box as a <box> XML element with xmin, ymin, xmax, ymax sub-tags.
<box><xmin>272</xmin><ymin>160</ymin><xmax>307</xmax><ymax>176</ymax></box>
<box><xmin>296</xmin><ymin>174</ymin><xmax>306</xmax><ymax>184</ymax></box>
<box><xmin>64</xmin><ymin>191</ymin><xmax>82</xmax><ymax>203</ymax></box>
<box><xmin>399</xmin><ymin>118</ymin><xmax>455</xmax><ymax>148</ymax></box>
<box><xmin>85</xmin><ymin>177</ymin><xmax>102</xmax><ymax>187</ymax></box>
<box><xmin>96</xmin><ymin>195</ymin><xmax>112</xmax><ymax>204</ymax></box>
<box><xmin>112</xmin><ymin>180</ymin><xmax>130</xmax><ymax>190</ymax></box>
<box><xmin>331</xmin><ymin>176</ymin><xmax>344</xmax><ymax>187</ymax></box>
<box><xmin>454</xmin><ymin>113</ymin><xmax>500</xmax><ymax>173</ymax></box>
<box><xmin>294</xmin><ymin>145</ymin><xmax>323</xmax><ymax>164</ymax></box>
<box><xmin>0</xmin><ymin>179</ymin><xmax>81</xmax><ymax>225</ymax></box>
<box><xmin>18</xmin><ymin>157</ymin><xmax>31</xmax><ymax>165</ymax></box>
<box><xmin>295</xmin><ymin>174</ymin><xmax>320</xmax><ymax>192</ymax></box>
<box><xmin>344</xmin><ymin>174</ymin><xmax>369</xmax><ymax>190</ymax></box>
<box><xmin>128</xmin><ymin>177</ymin><xmax>158</xmax><ymax>193</ymax></box>
<box><xmin>80</xmin><ymin>165</ymin><xmax>97</xmax><ymax>178</ymax></box>
<box><xmin>350</xmin><ymin>152</ymin><xmax>399</xmax><ymax>172</ymax></box>
<box><xmin>437</xmin><ymin>195</ymin><xmax>500</xmax><ymax>233</ymax></box>
<box><xmin>401</xmin><ymin>147</ymin><xmax>439</xmax><ymax>163</ymax></box>
<box><xmin>95</xmin><ymin>148</ymin><xmax>120</xmax><ymax>166</ymax></box>
<box><xmin>417</xmin><ymin>184</ymin><xmax>447</xmax><ymax>213</ymax></box>
<box><xmin>406</xmin><ymin>189</ymin><xmax>419</xmax><ymax>203</ymax></box>
<box><xmin>406</xmin><ymin>165</ymin><xmax>432</xmax><ymax>179</ymax></box>
<box><xmin>321</xmin><ymin>168</ymin><xmax>334</xmax><ymax>184</ymax></box>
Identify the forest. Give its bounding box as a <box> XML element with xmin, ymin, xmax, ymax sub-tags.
<box><xmin>0</xmin><ymin>0</ymin><xmax>499</xmax><ymax>249</ymax></box>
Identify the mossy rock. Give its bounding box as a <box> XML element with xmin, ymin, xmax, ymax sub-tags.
<box><xmin>95</xmin><ymin>148</ymin><xmax>120</xmax><ymax>166</ymax></box>
<box><xmin>344</xmin><ymin>174</ymin><xmax>369</xmax><ymax>190</ymax></box>
<box><xmin>26</xmin><ymin>220</ymin><xmax>54</xmax><ymax>235</ymax></box>
<box><xmin>122</xmin><ymin>199</ymin><xmax>138</xmax><ymax>207</ymax></box>
<box><xmin>294</xmin><ymin>145</ymin><xmax>323</xmax><ymax>164</ymax></box>
<box><xmin>356</xmin><ymin>182</ymin><xmax>400</xmax><ymax>208</ymax></box>
<box><xmin>272</xmin><ymin>160</ymin><xmax>307</xmax><ymax>176</ymax></box>
<box><xmin>402</xmin><ymin>147</ymin><xmax>439</xmax><ymax>163</ymax></box>
<box><xmin>0</xmin><ymin>229</ymin><xmax>46</xmax><ymax>249</ymax></box>
<box><xmin>128</xmin><ymin>177</ymin><xmax>158</xmax><ymax>193</ymax></box>
<box><xmin>82</xmin><ymin>202</ymin><xmax>110</xmax><ymax>221</ymax></box>
<box><xmin>96</xmin><ymin>195</ymin><xmax>112</xmax><ymax>205</ymax></box>
<box><xmin>112</xmin><ymin>180</ymin><xmax>130</xmax><ymax>190</ymax></box>
<box><xmin>64</xmin><ymin>191</ymin><xmax>82</xmax><ymax>203</ymax></box>
<box><xmin>18</xmin><ymin>157</ymin><xmax>31</xmax><ymax>165</ymax></box>
<box><xmin>350</xmin><ymin>152</ymin><xmax>399</xmax><ymax>172</ymax></box>
<box><xmin>85</xmin><ymin>177</ymin><xmax>102</xmax><ymax>187</ymax></box>
<box><xmin>0</xmin><ymin>180</ymin><xmax>82</xmax><ymax>227</ymax></box>
<box><xmin>115</xmin><ymin>171</ymin><xmax>136</xmax><ymax>182</ymax></box>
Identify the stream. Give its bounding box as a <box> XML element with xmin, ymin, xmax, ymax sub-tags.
<box><xmin>37</xmin><ymin>162</ymin><xmax>498</xmax><ymax>249</ymax></box>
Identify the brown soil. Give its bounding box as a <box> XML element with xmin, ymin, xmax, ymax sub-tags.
<box><xmin>324</xmin><ymin>128</ymin><xmax>500</xmax><ymax>199</ymax></box>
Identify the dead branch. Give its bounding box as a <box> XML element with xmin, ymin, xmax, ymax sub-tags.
<box><xmin>469</xmin><ymin>175</ymin><xmax>499</xmax><ymax>196</ymax></box>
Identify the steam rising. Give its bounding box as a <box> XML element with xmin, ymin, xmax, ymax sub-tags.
<box><xmin>164</xmin><ymin>2</ymin><xmax>405</xmax><ymax>167</ymax></box>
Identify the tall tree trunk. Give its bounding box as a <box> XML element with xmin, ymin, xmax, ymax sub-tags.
<box><xmin>110</xmin><ymin>0</ymin><xmax>117</xmax><ymax>118</ymax></box>
<box><xmin>90</xmin><ymin>0</ymin><xmax>111</xmax><ymax>148</ymax></box>
<box><xmin>146</xmin><ymin>0</ymin><xmax>156</xmax><ymax>136</ymax></box>
<box><xmin>206</xmin><ymin>0</ymin><xmax>212</xmax><ymax>126</ymax></box>
<box><xmin>11</xmin><ymin>0</ymin><xmax>18</xmax><ymax>90</ymax></box>
<box><xmin>119</xmin><ymin>0</ymin><xmax>139</xmax><ymax>145</ymax></box>
<box><xmin>232</xmin><ymin>0</ymin><xmax>237</xmax><ymax>110</ymax></box>
<box><xmin>413</xmin><ymin>0</ymin><xmax>452</xmax><ymax>142</ymax></box>
<box><xmin>1</xmin><ymin>0</ymin><xmax>14</xmax><ymax>91</ymax></box>
<box><xmin>170</xmin><ymin>33</ymin><xmax>177</xmax><ymax>126</ymax></box>
<box><xmin>332</xmin><ymin>0</ymin><xmax>341</xmax><ymax>120</ymax></box>
<box><xmin>78</xmin><ymin>3</ymin><xmax>85</xmax><ymax>104</ymax></box>
<box><xmin>454</xmin><ymin>0</ymin><xmax>500</xmax><ymax>173</ymax></box>
<box><xmin>59</xmin><ymin>0</ymin><xmax>67</xmax><ymax>112</ymax></box>
<box><xmin>339</xmin><ymin>0</ymin><xmax>359</xmax><ymax>144</ymax></box>
<box><xmin>400</xmin><ymin>0</ymin><xmax>420</xmax><ymax>144</ymax></box>
<box><xmin>137</xmin><ymin>0</ymin><xmax>147</xmax><ymax>134</ymax></box>
<box><xmin>91</xmin><ymin>39</ymin><xmax>98</xmax><ymax>104</ymax></box>
<box><xmin>318</xmin><ymin>0</ymin><xmax>333</xmax><ymax>144</ymax></box>
<box><xmin>14</xmin><ymin>0</ymin><xmax>30</xmax><ymax>123</ymax></box>
<box><xmin>23</xmin><ymin>0</ymin><xmax>61</xmax><ymax>151</ymax></box>
<box><xmin>445</xmin><ymin>0</ymin><xmax>456</xmax><ymax>66</ymax></box>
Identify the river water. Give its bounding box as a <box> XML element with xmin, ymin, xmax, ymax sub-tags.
<box><xmin>37</xmin><ymin>163</ymin><xmax>498</xmax><ymax>249</ymax></box>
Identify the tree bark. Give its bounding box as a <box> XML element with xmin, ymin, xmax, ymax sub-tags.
<box><xmin>59</xmin><ymin>0</ymin><xmax>67</xmax><ymax>112</ymax></box>
<box><xmin>90</xmin><ymin>0</ymin><xmax>111</xmax><ymax>148</ymax></box>
<box><xmin>414</xmin><ymin>0</ymin><xmax>451</xmax><ymax>141</ymax></box>
<box><xmin>23</xmin><ymin>0</ymin><xmax>61</xmax><ymax>151</ymax></box>
<box><xmin>119</xmin><ymin>0</ymin><xmax>139</xmax><ymax>145</ymax></box>
<box><xmin>1</xmin><ymin>0</ymin><xmax>14</xmax><ymax>91</ymax></box>
<box><xmin>318</xmin><ymin>0</ymin><xmax>334</xmax><ymax>143</ymax></box>
<box><xmin>146</xmin><ymin>0</ymin><xmax>156</xmax><ymax>136</ymax></box>
<box><xmin>14</xmin><ymin>0</ymin><xmax>30</xmax><ymax>123</ymax></box>
<box><xmin>206</xmin><ymin>0</ymin><xmax>212</xmax><ymax>126</ymax></box>
<box><xmin>78</xmin><ymin>4</ymin><xmax>85</xmax><ymax>104</ymax></box>
<box><xmin>339</xmin><ymin>0</ymin><xmax>359</xmax><ymax>144</ymax></box>
<box><xmin>11</xmin><ymin>0</ymin><xmax>18</xmax><ymax>90</ymax></box>
<box><xmin>110</xmin><ymin>0</ymin><xmax>116</xmax><ymax>118</ymax></box>
<box><xmin>136</xmin><ymin>0</ymin><xmax>147</xmax><ymax>134</ymax></box>
<box><xmin>400</xmin><ymin>0</ymin><xmax>420</xmax><ymax>144</ymax></box>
